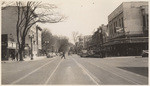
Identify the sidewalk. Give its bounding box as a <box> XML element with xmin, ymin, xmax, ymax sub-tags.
<box><xmin>24</xmin><ymin>56</ymin><xmax>47</xmax><ymax>61</ymax></box>
<box><xmin>1</xmin><ymin>56</ymin><xmax>47</xmax><ymax>63</ymax></box>
<box><xmin>104</xmin><ymin>56</ymin><xmax>142</xmax><ymax>59</ymax></box>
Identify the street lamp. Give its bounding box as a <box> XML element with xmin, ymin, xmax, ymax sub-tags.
<box><xmin>29</xmin><ymin>34</ymin><xmax>34</xmax><ymax>60</ymax></box>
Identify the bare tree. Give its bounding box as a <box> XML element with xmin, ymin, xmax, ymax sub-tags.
<box><xmin>2</xmin><ymin>1</ymin><xmax>66</xmax><ymax>61</ymax></box>
<box><xmin>42</xmin><ymin>29</ymin><xmax>69</xmax><ymax>54</ymax></box>
<box><xmin>72</xmin><ymin>31</ymin><xmax>84</xmax><ymax>54</ymax></box>
<box><xmin>41</xmin><ymin>29</ymin><xmax>53</xmax><ymax>54</ymax></box>
<box><xmin>42</xmin><ymin>29</ymin><xmax>60</xmax><ymax>54</ymax></box>
<box><xmin>72</xmin><ymin>31</ymin><xmax>79</xmax><ymax>44</ymax></box>
<box><xmin>58</xmin><ymin>37</ymin><xmax>69</xmax><ymax>53</ymax></box>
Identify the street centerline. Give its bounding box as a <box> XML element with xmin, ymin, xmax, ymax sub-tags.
<box><xmin>45</xmin><ymin>59</ymin><xmax>63</xmax><ymax>84</ymax></box>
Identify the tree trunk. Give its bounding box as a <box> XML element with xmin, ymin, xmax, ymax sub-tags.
<box><xmin>19</xmin><ymin>49</ymin><xmax>24</xmax><ymax>61</ymax></box>
<box><xmin>19</xmin><ymin>37</ymin><xmax>26</xmax><ymax>61</ymax></box>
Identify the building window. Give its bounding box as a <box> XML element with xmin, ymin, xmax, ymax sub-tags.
<box><xmin>121</xmin><ymin>17</ymin><xmax>124</xmax><ymax>28</ymax></box>
<box><xmin>143</xmin><ymin>15</ymin><xmax>146</xmax><ymax>28</ymax></box>
<box><xmin>109</xmin><ymin>24</ymin><xmax>111</xmax><ymax>36</ymax></box>
<box><xmin>119</xmin><ymin>19</ymin><xmax>121</xmax><ymax>27</ymax></box>
<box><xmin>142</xmin><ymin>14</ymin><xmax>148</xmax><ymax>30</ymax></box>
<box><xmin>114</xmin><ymin>22</ymin><xmax>116</xmax><ymax>33</ymax></box>
<box><xmin>147</xmin><ymin>15</ymin><xmax>148</xmax><ymax>29</ymax></box>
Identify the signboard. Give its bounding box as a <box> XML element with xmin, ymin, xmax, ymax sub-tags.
<box><xmin>2</xmin><ymin>42</ymin><xmax>7</xmax><ymax>46</ymax></box>
<box><xmin>8</xmin><ymin>41</ymin><xmax>16</xmax><ymax>49</ymax></box>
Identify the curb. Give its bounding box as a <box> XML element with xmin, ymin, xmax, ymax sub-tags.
<box><xmin>104</xmin><ymin>56</ymin><xmax>142</xmax><ymax>59</ymax></box>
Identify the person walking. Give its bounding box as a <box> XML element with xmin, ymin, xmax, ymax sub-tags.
<box><xmin>61</xmin><ymin>52</ymin><xmax>66</xmax><ymax>59</ymax></box>
<box><xmin>16</xmin><ymin>52</ymin><xmax>19</xmax><ymax>61</ymax></box>
<box><xmin>11</xmin><ymin>52</ymin><xmax>15</xmax><ymax>61</ymax></box>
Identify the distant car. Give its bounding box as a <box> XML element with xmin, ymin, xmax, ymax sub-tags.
<box><xmin>77</xmin><ymin>53</ymin><xmax>82</xmax><ymax>56</ymax></box>
<box><xmin>46</xmin><ymin>53</ymin><xmax>56</xmax><ymax>58</ymax></box>
<box><xmin>141</xmin><ymin>50</ymin><xmax>148</xmax><ymax>57</ymax></box>
<box><xmin>87</xmin><ymin>50</ymin><xmax>94</xmax><ymax>57</ymax></box>
<box><xmin>79</xmin><ymin>50</ymin><xmax>88</xmax><ymax>57</ymax></box>
<box><xmin>46</xmin><ymin>53</ymin><xmax>51</xmax><ymax>58</ymax></box>
<box><xmin>80</xmin><ymin>52</ymin><xmax>88</xmax><ymax>57</ymax></box>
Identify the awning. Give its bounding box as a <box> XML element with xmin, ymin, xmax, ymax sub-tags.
<box><xmin>103</xmin><ymin>37</ymin><xmax>148</xmax><ymax>46</ymax></box>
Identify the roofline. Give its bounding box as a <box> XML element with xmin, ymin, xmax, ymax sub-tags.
<box><xmin>108</xmin><ymin>1</ymin><xmax>148</xmax><ymax>19</ymax></box>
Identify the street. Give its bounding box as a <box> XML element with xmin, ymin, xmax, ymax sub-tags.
<box><xmin>2</xmin><ymin>55</ymin><xmax>148</xmax><ymax>85</ymax></box>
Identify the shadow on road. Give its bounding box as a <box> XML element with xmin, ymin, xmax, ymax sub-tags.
<box><xmin>118</xmin><ymin>67</ymin><xmax>148</xmax><ymax>77</ymax></box>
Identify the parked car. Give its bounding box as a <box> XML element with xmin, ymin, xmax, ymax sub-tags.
<box><xmin>141</xmin><ymin>50</ymin><xmax>148</xmax><ymax>57</ymax></box>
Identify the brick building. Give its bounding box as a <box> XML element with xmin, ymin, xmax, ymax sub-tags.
<box><xmin>1</xmin><ymin>6</ymin><xmax>42</xmax><ymax>60</ymax></box>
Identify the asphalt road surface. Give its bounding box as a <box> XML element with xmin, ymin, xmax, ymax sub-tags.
<box><xmin>2</xmin><ymin>54</ymin><xmax>148</xmax><ymax>85</ymax></box>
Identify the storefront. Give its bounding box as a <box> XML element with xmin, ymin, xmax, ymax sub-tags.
<box><xmin>103</xmin><ymin>37</ymin><xmax>148</xmax><ymax>57</ymax></box>
<box><xmin>2</xmin><ymin>34</ymin><xmax>17</xmax><ymax>61</ymax></box>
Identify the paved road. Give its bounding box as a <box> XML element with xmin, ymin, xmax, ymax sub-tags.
<box><xmin>2</xmin><ymin>55</ymin><xmax>148</xmax><ymax>85</ymax></box>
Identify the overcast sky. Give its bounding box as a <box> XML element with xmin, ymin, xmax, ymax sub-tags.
<box><xmin>38</xmin><ymin>0</ymin><xmax>148</xmax><ymax>44</ymax></box>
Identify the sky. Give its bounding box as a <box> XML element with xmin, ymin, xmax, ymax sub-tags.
<box><xmin>37</xmin><ymin>0</ymin><xmax>148</xmax><ymax>44</ymax></box>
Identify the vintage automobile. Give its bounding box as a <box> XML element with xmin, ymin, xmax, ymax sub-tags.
<box><xmin>141</xmin><ymin>50</ymin><xmax>148</xmax><ymax>57</ymax></box>
<box><xmin>80</xmin><ymin>50</ymin><xmax>88</xmax><ymax>57</ymax></box>
<box><xmin>46</xmin><ymin>53</ymin><xmax>56</xmax><ymax>58</ymax></box>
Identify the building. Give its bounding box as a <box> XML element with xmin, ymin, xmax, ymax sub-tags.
<box><xmin>28</xmin><ymin>26</ymin><xmax>42</xmax><ymax>57</ymax></box>
<box><xmin>36</xmin><ymin>26</ymin><xmax>42</xmax><ymax>56</ymax></box>
<box><xmin>103</xmin><ymin>2</ymin><xmax>148</xmax><ymax>56</ymax></box>
<box><xmin>75</xmin><ymin>36</ymin><xmax>84</xmax><ymax>53</ymax></box>
<box><xmin>90</xmin><ymin>24</ymin><xmax>108</xmax><ymax>56</ymax></box>
<box><xmin>1</xmin><ymin>6</ymin><xmax>42</xmax><ymax>60</ymax></box>
<box><xmin>100</xmin><ymin>24</ymin><xmax>109</xmax><ymax>43</ymax></box>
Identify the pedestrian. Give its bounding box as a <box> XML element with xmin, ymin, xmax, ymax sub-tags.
<box><xmin>61</xmin><ymin>52</ymin><xmax>66</xmax><ymax>59</ymax></box>
<box><xmin>16</xmin><ymin>52</ymin><xmax>19</xmax><ymax>61</ymax></box>
<box><xmin>11</xmin><ymin>52</ymin><xmax>15</xmax><ymax>61</ymax></box>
